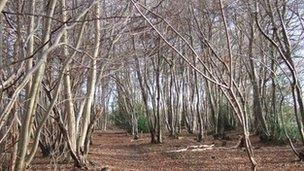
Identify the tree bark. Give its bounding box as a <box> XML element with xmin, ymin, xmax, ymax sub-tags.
<box><xmin>15</xmin><ymin>1</ymin><xmax>57</xmax><ymax>170</ymax></box>
<box><xmin>62</xmin><ymin>0</ymin><xmax>77</xmax><ymax>151</ymax></box>
<box><xmin>0</xmin><ymin>0</ymin><xmax>8</xmax><ymax>12</ymax></box>
<box><xmin>78</xmin><ymin>1</ymin><xmax>100</xmax><ymax>150</ymax></box>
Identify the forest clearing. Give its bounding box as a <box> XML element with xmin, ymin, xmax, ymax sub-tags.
<box><xmin>30</xmin><ymin>130</ymin><xmax>304</xmax><ymax>170</ymax></box>
<box><xmin>1</xmin><ymin>0</ymin><xmax>304</xmax><ymax>170</ymax></box>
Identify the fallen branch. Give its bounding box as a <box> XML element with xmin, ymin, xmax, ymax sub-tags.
<box><xmin>166</xmin><ymin>144</ymin><xmax>215</xmax><ymax>153</ymax></box>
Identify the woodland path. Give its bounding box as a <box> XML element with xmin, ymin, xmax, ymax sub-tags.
<box><xmin>30</xmin><ymin>130</ymin><xmax>304</xmax><ymax>170</ymax></box>
<box><xmin>87</xmin><ymin>131</ymin><xmax>304</xmax><ymax>170</ymax></box>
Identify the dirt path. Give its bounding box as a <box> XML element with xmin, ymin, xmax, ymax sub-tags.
<box><xmin>88</xmin><ymin>131</ymin><xmax>304</xmax><ymax>170</ymax></box>
<box><xmin>30</xmin><ymin>131</ymin><xmax>304</xmax><ymax>170</ymax></box>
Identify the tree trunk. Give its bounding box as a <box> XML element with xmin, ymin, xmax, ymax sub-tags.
<box><xmin>62</xmin><ymin>0</ymin><xmax>77</xmax><ymax>151</ymax></box>
<box><xmin>156</xmin><ymin>55</ymin><xmax>162</xmax><ymax>143</ymax></box>
<box><xmin>78</xmin><ymin>1</ymin><xmax>100</xmax><ymax>150</ymax></box>
<box><xmin>248</xmin><ymin>22</ymin><xmax>269</xmax><ymax>139</ymax></box>
<box><xmin>15</xmin><ymin>1</ymin><xmax>57</xmax><ymax>170</ymax></box>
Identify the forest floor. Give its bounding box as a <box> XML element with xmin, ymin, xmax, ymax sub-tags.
<box><xmin>29</xmin><ymin>130</ymin><xmax>304</xmax><ymax>171</ymax></box>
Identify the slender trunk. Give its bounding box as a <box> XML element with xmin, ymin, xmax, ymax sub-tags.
<box><xmin>194</xmin><ymin>58</ymin><xmax>203</xmax><ymax>142</ymax></box>
<box><xmin>25</xmin><ymin>0</ymin><xmax>35</xmax><ymax>98</ymax></box>
<box><xmin>206</xmin><ymin>80</ymin><xmax>217</xmax><ymax>133</ymax></box>
<box><xmin>14</xmin><ymin>1</ymin><xmax>57</xmax><ymax>170</ymax></box>
<box><xmin>78</xmin><ymin>2</ymin><xmax>100</xmax><ymax>150</ymax></box>
<box><xmin>132</xmin><ymin>112</ymin><xmax>139</xmax><ymax>139</ymax></box>
<box><xmin>62</xmin><ymin>0</ymin><xmax>76</xmax><ymax>151</ymax></box>
<box><xmin>9</xmin><ymin>107</ymin><xmax>18</xmax><ymax>170</ymax></box>
<box><xmin>15</xmin><ymin>60</ymin><xmax>46</xmax><ymax>171</ymax></box>
<box><xmin>248</xmin><ymin>22</ymin><xmax>269</xmax><ymax>139</ymax></box>
<box><xmin>156</xmin><ymin>55</ymin><xmax>162</xmax><ymax>143</ymax></box>
<box><xmin>219</xmin><ymin>0</ymin><xmax>256</xmax><ymax>168</ymax></box>
<box><xmin>134</xmin><ymin>40</ymin><xmax>156</xmax><ymax>143</ymax></box>
<box><xmin>168</xmin><ymin>68</ymin><xmax>174</xmax><ymax>136</ymax></box>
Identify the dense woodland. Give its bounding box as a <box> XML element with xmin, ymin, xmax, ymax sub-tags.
<box><xmin>1</xmin><ymin>0</ymin><xmax>304</xmax><ymax>170</ymax></box>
